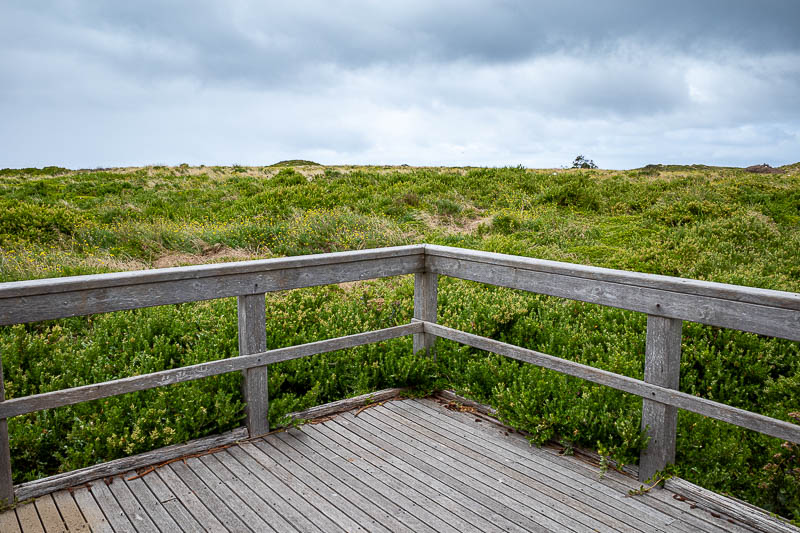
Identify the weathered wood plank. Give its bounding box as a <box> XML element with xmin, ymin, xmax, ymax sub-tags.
<box><xmin>198</xmin><ymin>454</ymin><xmax>292</xmax><ymax>532</ymax></box>
<box><xmin>258</xmin><ymin>436</ymin><xmax>400</xmax><ymax>533</ymax></box>
<box><xmin>239</xmin><ymin>293</ymin><xmax>270</xmax><ymax>437</ymax></box>
<box><xmin>356</xmin><ymin>406</ymin><xmax>596</xmax><ymax>533</ymax></box>
<box><xmin>1</xmin><ymin>324</ymin><xmax>421</xmax><ymax>420</ymax></box>
<box><xmin>0</xmin><ymin>250</ymin><xmax>424</xmax><ymax>325</ymax></box>
<box><xmin>425</xmin><ymin>321</ymin><xmax>800</xmax><ymax>443</ymax></box>
<box><xmin>424</xmin><ymin>244</ymin><xmax>800</xmax><ymax>311</ymax></box>
<box><xmin>287</xmin><ymin>387</ymin><xmax>408</xmax><ymax>421</ymax></box>
<box><xmin>408</xmin><ymin>398</ymin><xmax>742</xmax><ymax>533</ymax></box>
<box><xmin>214</xmin><ymin>448</ymin><xmax>322</xmax><ymax>533</ymax></box>
<box><xmin>154</xmin><ymin>465</ymin><xmax>228</xmax><ymax>533</ymax></box>
<box><xmin>84</xmin><ymin>481</ymin><xmax>134</xmax><ymax>533</ymax></box>
<box><xmin>13</xmin><ymin>427</ymin><xmax>247</xmax><ymax>502</ymax></box>
<box><xmin>370</xmin><ymin>403</ymin><xmax>654</xmax><ymax>533</ymax></box>
<box><xmin>225</xmin><ymin>444</ymin><xmax>338</xmax><ymax>532</ymax></box>
<box><xmin>51</xmin><ymin>491</ymin><xmax>88</xmax><ymax>533</ymax></box>
<box><xmin>426</xmin><ymin>253</ymin><xmax>800</xmax><ymax>341</ymax></box>
<box><xmin>15</xmin><ymin>501</ymin><xmax>44</xmax><ymax>533</ymax></box>
<box><xmin>298</xmin><ymin>425</ymin><xmax>460</xmax><ymax>533</ymax></box>
<box><xmin>140</xmin><ymin>469</ymin><xmax>203</xmax><ymax>533</ymax></box>
<box><xmin>185</xmin><ymin>456</ymin><xmax>274</xmax><ymax>532</ymax></box>
<box><xmin>106</xmin><ymin>478</ymin><xmax>159</xmax><ymax>533</ymax></box>
<box><xmin>238</xmin><ymin>441</ymin><xmax>360</xmax><ymax>532</ymax></box>
<box><xmin>0</xmin><ymin>507</ymin><xmax>21</xmax><ymax>533</ymax></box>
<box><xmin>640</xmin><ymin>316</ymin><xmax>683</xmax><ymax>483</ymax></box>
<box><xmin>273</xmin><ymin>430</ymin><xmax>418</xmax><ymax>532</ymax></box>
<box><xmin>307</xmin><ymin>423</ymin><xmax>468</xmax><ymax>533</ymax></box>
<box><xmin>34</xmin><ymin>494</ymin><xmax>67</xmax><ymax>533</ymax></box>
<box><xmin>70</xmin><ymin>487</ymin><xmax>112</xmax><ymax>533</ymax></box>
<box><xmin>413</xmin><ymin>272</ymin><xmax>438</xmax><ymax>356</ymax></box>
<box><xmin>124</xmin><ymin>477</ymin><xmax>183</xmax><ymax>532</ymax></box>
<box><xmin>328</xmin><ymin>416</ymin><xmax>530</xmax><ymax>532</ymax></box>
<box><xmin>666</xmin><ymin>477</ymin><xmax>800</xmax><ymax>533</ymax></box>
<box><xmin>72</xmin><ymin>487</ymin><xmax>114</xmax><ymax>533</ymax></box>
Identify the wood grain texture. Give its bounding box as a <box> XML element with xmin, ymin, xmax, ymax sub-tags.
<box><xmin>424</xmin><ymin>244</ymin><xmax>800</xmax><ymax>311</ymax></box>
<box><xmin>0</xmin><ymin>323</ymin><xmax>421</xmax><ymax>419</ymax></box>
<box><xmin>13</xmin><ymin>427</ymin><xmax>248</xmax><ymax>502</ymax></box>
<box><xmin>640</xmin><ymin>316</ymin><xmax>683</xmax><ymax>483</ymax></box>
<box><xmin>51</xmin><ymin>491</ymin><xmax>89</xmax><ymax>533</ymax></box>
<box><xmin>412</xmin><ymin>272</ymin><xmax>438</xmax><ymax>357</ymax></box>
<box><xmin>0</xmin><ymin>356</ymin><xmax>13</xmax><ymax>507</ymax></box>
<box><xmin>238</xmin><ymin>293</ymin><xmax>269</xmax><ymax>437</ymax></box>
<box><xmin>70</xmin><ymin>487</ymin><xmax>112</xmax><ymax>533</ymax></box>
<box><xmin>287</xmin><ymin>387</ymin><xmax>408</xmax><ymax>421</ymax></box>
<box><xmin>424</xmin><ymin>321</ymin><xmax>800</xmax><ymax>443</ymax></box>
<box><xmin>426</xmin><ymin>253</ymin><xmax>800</xmax><ymax>341</ymax></box>
<box><xmin>666</xmin><ymin>477</ymin><xmax>800</xmax><ymax>533</ymax></box>
<box><xmin>33</xmin><ymin>494</ymin><xmax>66</xmax><ymax>533</ymax></box>
<box><xmin>0</xmin><ymin>249</ymin><xmax>424</xmax><ymax>325</ymax></box>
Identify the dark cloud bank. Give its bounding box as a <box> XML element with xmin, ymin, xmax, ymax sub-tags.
<box><xmin>1</xmin><ymin>1</ymin><xmax>798</xmax><ymax>168</ymax></box>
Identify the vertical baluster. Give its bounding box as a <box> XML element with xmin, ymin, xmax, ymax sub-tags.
<box><xmin>639</xmin><ymin>315</ymin><xmax>683</xmax><ymax>483</ymax></box>
<box><xmin>0</xmin><ymin>356</ymin><xmax>14</xmax><ymax>507</ymax></box>
<box><xmin>413</xmin><ymin>272</ymin><xmax>438</xmax><ymax>357</ymax></box>
<box><xmin>238</xmin><ymin>294</ymin><xmax>270</xmax><ymax>437</ymax></box>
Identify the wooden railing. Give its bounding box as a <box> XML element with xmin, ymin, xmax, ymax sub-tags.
<box><xmin>1</xmin><ymin>244</ymin><xmax>799</xmax><ymax>506</ymax></box>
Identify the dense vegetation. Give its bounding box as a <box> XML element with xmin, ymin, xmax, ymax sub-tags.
<box><xmin>1</xmin><ymin>163</ymin><xmax>799</xmax><ymax>520</ymax></box>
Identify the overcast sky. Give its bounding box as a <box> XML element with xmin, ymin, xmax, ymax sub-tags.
<box><xmin>2</xmin><ymin>1</ymin><xmax>799</xmax><ymax>169</ymax></box>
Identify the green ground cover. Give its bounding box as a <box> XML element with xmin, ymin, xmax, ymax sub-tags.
<box><xmin>1</xmin><ymin>163</ymin><xmax>799</xmax><ymax>520</ymax></box>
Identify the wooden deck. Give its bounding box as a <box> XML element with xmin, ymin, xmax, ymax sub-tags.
<box><xmin>0</xmin><ymin>397</ymin><xmax>793</xmax><ymax>533</ymax></box>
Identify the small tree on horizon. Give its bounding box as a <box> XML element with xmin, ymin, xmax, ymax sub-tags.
<box><xmin>571</xmin><ymin>155</ymin><xmax>598</xmax><ymax>169</ymax></box>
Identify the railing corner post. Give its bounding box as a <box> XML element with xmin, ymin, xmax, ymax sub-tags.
<box><xmin>413</xmin><ymin>272</ymin><xmax>438</xmax><ymax>358</ymax></box>
<box><xmin>639</xmin><ymin>315</ymin><xmax>683</xmax><ymax>484</ymax></box>
<box><xmin>0</xmin><ymin>358</ymin><xmax>14</xmax><ymax>508</ymax></box>
<box><xmin>238</xmin><ymin>293</ymin><xmax>270</xmax><ymax>437</ymax></box>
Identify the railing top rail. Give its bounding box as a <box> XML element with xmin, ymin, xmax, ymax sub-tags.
<box><xmin>424</xmin><ymin>244</ymin><xmax>800</xmax><ymax>311</ymax></box>
<box><xmin>0</xmin><ymin>245</ymin><xmax>425</xmax><ymax>299</ymax></box>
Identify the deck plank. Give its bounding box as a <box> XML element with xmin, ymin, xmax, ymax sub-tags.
<box><xmin>0</xmin><ymin>507</ymin><xmax>21</xmax><ymax>533</ymax></box>
<box><xmin>256</xmin><ymin>435</ymin><xmax>401</xmax><ymax>532</ymax></box>
<box><xmin>323</xmin><ymin>416</ymin><xmax>527</xmax><ymax>532</ymax></box>
<box><xmin>6</xmin><ymin>397</ymin><xmax>787</xmax><ymax>532</ymax></box>
<box><xmin>140</xmin><ymin>468</ymin><xmax>203</xmax><ymax>533</ymax></box>
<box><xmin>16</xmin><ymin>500</ymin><xmax>45</xmax><ymax>533</ymax></box>
<box><xmin>154</xmin><ymin>464</ymin><xmax>228</xmax><ymax>533</ymax></box>
<box><xmin>123</xmin><ymin>476</ymin><xmax>183</xmax><ymax>533</ymax></box>
<box><xmin>183</xmin><ymin>456</ymin><xmax>274</xmax><ymax>532</ymax></box>
<box><xmin>166</xmin><ymin>460</ymin><xmax>250</xmax><ymax>532</ymax></box>
<box><xmin>51</xmin><ymin>491</ymin><xmax>89</xmax><ymax>533</ymax></box>
<box><xmin>106</xmin><ymin>477</ymin><xmax>158</xmax><ymax>533</ymax></box>
<box><xmin>273</xmin><ymin>430</ymin><xmax>417</xmax><ymax>532</ymax></box>
<box><xmin>70</xmin><ymin>486</ymin><xmax>113</xmax><ymax>533</ymax></box>
<box><xmin>34</xmin><ymin>494</ymin><xmax>67</xmax><ymax>533</ymax></box>
<box><xmin>409</xmin><ymin>398</ymin><xmax>751</xmax><ymax>533</ymax></box>
<box><xmin>299</xmin><ymin>423</ymin><xmax>461</xmax><ymax>533</ymax></box>
<box><xmin>364</xmin><ymin>403</ymin><xmax>646</xmax><ymax>533</ymax></box>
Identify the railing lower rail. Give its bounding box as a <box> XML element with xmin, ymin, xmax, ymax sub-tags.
<box><xmin>0</xmin><ymin>244</ymin><xmax>798</xmax><ymax>506</ymax></box>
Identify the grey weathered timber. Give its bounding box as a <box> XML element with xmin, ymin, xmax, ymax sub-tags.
<box><xmin>666</xmin><ymin>477</ymin><xmax>800</xmax><ymax>533</ymax></box>
<box><xmin>640</xmin><ymin>316</ymin><xmax>683</xmax><ymax>483</ymax></box>
<box><xmin>425</xmin><ymin>251</ymin><xmax>800</xmax><ymax>341</ymax></box>
<box><xmin>15</xmin><ymin>501</ymin><xmax>43</xmax><ymax>533</ymax></box>
<box><xmin>13</xmin><ymin>427</ymin><xmax>248</xmax><ymax>502</ymax></box>
<box><xmin>436</xmin><ymin>390</ymin><xmax>498</xmax><ymax>416</ymax></box>
<box><xmin>288</xmin><ymin>387</ymin><xmax>407</xmax><ymax>421</ymax></box>
<box><xmin>412</xmin><ymin>271</ymin><xmax>438</xmax><ymax>356</ymax></box>
<box><xmin>51</xmin><ymin>491</ymin><xmax>88</xmax><ymax>533</ymax></box>
<box><xmin>0</xmin><ymin>323</ymin><xmax>421</xmax><ymax>419</ymax></box>
<box><xmin>0</xmin><ymin>507</ymin><xmax>21</xmax><ymax>533</ymax></box>
<box><xmin>71</xmin><ymin>487</ymin><xmax>113</xmax><ymax>533</ymax></box>
<box><xmin>424</xmin><ymin>321</ymin><xmax>800</xmax><ymax>443</ymax></box>
<box><xmin>0</xmin><ymin>356</ymin><xmax>12</xmax><ymax>507</ymax></box>
<box><xmin>424</xmin><ymin>244</ymin><xmax>800</xmax><ymax>311</ymax></box>
<box><xmin>239</xmin><ymin>293</ymin><xmax>270</xmax><ymax>437</ymax></box>
<box><xmin>34</xmin><ymin>494</ymin><xmax>66</xmax><ymax>533</ymax></box>
<box><xmin>0</xmin><ymin>246</ymin><xmax>425</xmax><ymax>325</ymax></box>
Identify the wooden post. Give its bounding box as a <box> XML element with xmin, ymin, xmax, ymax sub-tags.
<box><xmin>413</xmin><ymin>272</ymin><xmax>438</xmax><ymax>357</ymax></box>
<box><xmin>238</xmin><ymin>294</ymin><xmax>270</xmax><ymax>437</ymax></box>
<box><xmin>0</xmin><ymin>356</ymin><xmax>14</xmax><ymax>507</ymax></box>
<box><xmin>639</xmin><ymin>315</ymin><xmax>683</xmax><ymax>483</ymax></box>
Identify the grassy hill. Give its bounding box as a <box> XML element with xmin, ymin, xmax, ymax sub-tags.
<box><xmin>1</xmin><ymin>163</ymin><xmax>799</xmax><ymax>520</ymax></box>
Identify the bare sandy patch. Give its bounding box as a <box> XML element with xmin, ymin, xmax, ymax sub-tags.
<box><xmin>153</xmin><ymin>244</ymin><xmax>258</xmax><ymax>268</ymax></box>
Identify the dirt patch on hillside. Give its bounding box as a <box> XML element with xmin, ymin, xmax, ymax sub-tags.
<box><xmin>153</xmin><ymin>244</ymin><xmax>257</xmax><ymax>268</ymax></box>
